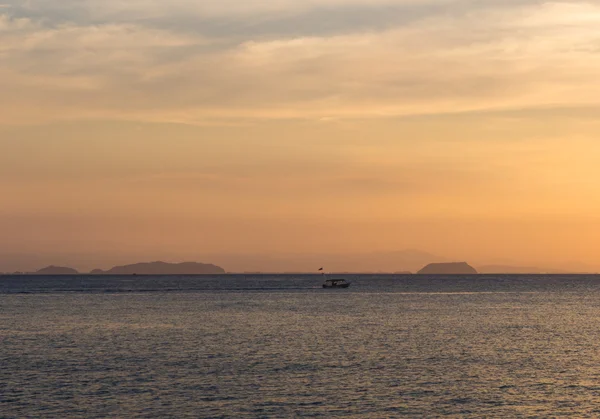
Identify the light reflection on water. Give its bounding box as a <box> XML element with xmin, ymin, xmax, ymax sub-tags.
<box><xmin>3</xmin><ymin>275</ymin><xmax>600</xmax><ymax>417</ymax></box>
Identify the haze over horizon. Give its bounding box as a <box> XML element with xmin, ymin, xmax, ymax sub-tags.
<box><xmin>3</xmin><ymin>0</ymin><xmax>600</xmax><ymax>272</ymax></box>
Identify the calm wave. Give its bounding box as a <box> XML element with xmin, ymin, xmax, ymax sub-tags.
<box><xmin>3</xmin><ymin>274</ymin><xmax>600</xmax><ymax>417</ymax></box>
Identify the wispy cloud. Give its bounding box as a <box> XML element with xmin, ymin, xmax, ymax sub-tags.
<box><xmin>2</xmin><ymin>1</ymin><xmax>600</xmax><ymax>124</ymax></box>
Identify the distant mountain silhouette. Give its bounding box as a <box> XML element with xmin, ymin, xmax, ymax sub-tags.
<box><xmin>417</xmin><ymin>262</ymin><xmax>478</xmax><ymax>275</ymax></box>
<box><xmin>90</xmin><ymin>261</ymin><xmax>225</xmax><ymax>275</ymax></box>
<box><xmin>34</xmin><ymin>265</ymin><xmax>79</xmax><ymax>275</ymax></box>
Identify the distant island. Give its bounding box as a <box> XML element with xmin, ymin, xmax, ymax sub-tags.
<box><xmin>90</xmin><ymin>261</ymin><xmax>226</xmax><ymax>275</ymax></box>
<box><xmin>417</xmin><ymin>262</ymin><xmax>478</xmax><ymax>275</ymax></box>
<box><xmin>7</xmin><ymin>261</ymin><xmax>227</xmax><ymax>275</ymax></box>
<box><xmin>33</xmin><ymin>266</ymin><xmax>79</xmax><ymax>275</ymax></box>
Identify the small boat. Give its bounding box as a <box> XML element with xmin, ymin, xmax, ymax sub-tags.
<box><xmin>322</xmin><ymin>278</ymin><xmax>351</xmax><ymax>289</ymax></box>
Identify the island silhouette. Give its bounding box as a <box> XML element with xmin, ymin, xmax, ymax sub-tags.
<box><xmin>417</xmin><ymin>262</ymin><xmax>478</xmax><ymax>275</ymax></box>
<box><xmin>18</xmin><ymin>261</ymin><xmax>225</xmax><ymax>275</ymax></box>
<box><xmin>33</xmin><ymin>265</ymin><xmax>80</xmax><ymax>275</ymax></box>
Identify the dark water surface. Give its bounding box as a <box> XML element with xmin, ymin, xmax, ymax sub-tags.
<box><xmin>3</xmin><ymin>274</ymin><xmax>600</xmax><ymax>417</ymax></box>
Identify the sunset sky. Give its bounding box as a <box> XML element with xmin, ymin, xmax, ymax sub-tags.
<box><xmin>2</xmin><ymin>0</ymin><xmax>600</xmax><ymax>272</ymax></box>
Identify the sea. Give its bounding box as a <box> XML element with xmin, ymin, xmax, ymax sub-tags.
<box><xmin>3</xmin><ymin>274</ymin><xmax>600</xmax><ymax>418</ymax></box>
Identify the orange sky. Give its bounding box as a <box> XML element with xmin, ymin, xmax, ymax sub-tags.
<box><xmin>2</xmin><ymin>1</ymin><xmax>600</xmax><ymax>272</ymax></box>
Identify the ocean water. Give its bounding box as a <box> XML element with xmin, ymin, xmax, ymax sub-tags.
<box><xmin>3</xmin><ymin>274</ymin><xmax>600</xmax><ymax>418</ymax></box>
